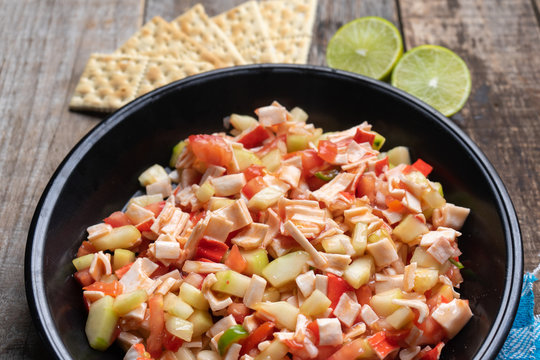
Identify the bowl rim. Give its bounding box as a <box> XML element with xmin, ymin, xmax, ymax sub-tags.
<box><xmin>25</xmin><ymin>64</ymin><xmax>523</xmax><ymax>360</ymax></box>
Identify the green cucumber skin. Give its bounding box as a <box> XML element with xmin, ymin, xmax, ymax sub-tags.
<box><xmin>85</xmin><ymin>295</ymin><xmax>119</xmax><ymax>351</ymax></box>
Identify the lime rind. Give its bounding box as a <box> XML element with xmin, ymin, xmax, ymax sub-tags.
<box><xmin>391</xmin><ymin>45</ymin><xmax>471</xmax><ymax>116</ymax></box>
<box><xmin>326</xmin><ymin>17</ymin><xmax>403</xmax><ymax>80</ymax></box>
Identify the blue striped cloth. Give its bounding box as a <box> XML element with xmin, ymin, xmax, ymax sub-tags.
<box><xmin>496</xmin><ymin>273</ymin><xmax>540</xmax><ymax>359</ymax></box>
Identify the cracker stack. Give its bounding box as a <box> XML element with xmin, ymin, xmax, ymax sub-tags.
<box><xmin>69</xmin><ymin>0</ymin><xmax>318</xmax><ymax>113</ymax></box>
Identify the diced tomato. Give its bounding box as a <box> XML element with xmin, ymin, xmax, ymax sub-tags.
<box><xmin>163</xmin><ymin>330</ymin><xmax>183</xmax><ymax>352</ymax></box>
<box><xmin>356</xmin><ymin>174</ymin><xmax>376</xmax><ymax>201</ymax></box>
<box><xmin>242</xmin><ymin>176</ymin><xmax>266</xmax><ymax>199</ymax></box>
<box><xmin>145</xmin><ymin>201</ymin><xmax>166</xmax><ymax>217</ymax></box>
<box><xmin>355</xmin><ymin>285</ymin><xmax>373</xmax><ymax>306</ymax></box>
<box><xmin>189</xmin><ymin>134</ymin><xmax>232</xmax><ymax>167</ymax></box>
<box><xmin>83</xmin><ymin>280</ymin><xmax>123</xmax><ymax>297</ymax></box>
<box><xmin>318</xmin><ymin>140</ymin><xmax>338</xmax><ymax>163</ymax></box>
<box><xmin>136</xmin><ymin>218</ymin><xmax>154</xmax><ymax>232</ymax></box>
<box><xmin>151</xmin><ymin>264</ymin><xmax>173</xmax><ymax>279</ymax></box>
<box><xmin>327</xmin><ymin>273</ymin><xmax>353</xmax><ymax>309</ymax></box>
<box><xmin>385</xmin><ymin>329</ymin><xmax>411</xmax><ymax>347</ymax></box>
<box><xmin>195</xmin><ymin>238</ymin><xmax>229</xmax><ymax>262</ymax></box>
<box><xmin>147</xmin><ymin>294</ymin><xmax>165</xmax><ymax>358</ymax></box>
<box><xmin>225</xmin><ymin>244</ymin><xmax>247</xmax><ymax>273</ymax></box>
<box><xmin>353</xmin><ymin>128</ymin><xmax>376</xmax><ymax>145</ymax></box>
<box><xmin>412</xmin><ymin>158</ymin><xmax>433</xmax><ymax>177</ymax></box>
<box><xmin>243</xmin><ymin>164</ymin><xmax>265</xmax><ymax>181</ymax></box>
<box><xmin>77</xmin><ymin>241</ymin><xmax>97</xmax><ymax>257</ymax></box>
<box><xmin>238</xmin><ymin>125</ymin><xmax>270</xmax><ymax>149</ymax></box>
<box><xmin>74</xmin><ymin>269</ymin><xmax>94</xmax><ymax>287</ymax></box>
<box><xmin>103</xmin><ymin>211</ymin><xmax>132</xmax><ymax>228</ymax></box>
<box><xmin>227</xmin><ymin>302</ymin><xmax>251</xmax><ymax>323</ymax></box>
<box><xmin>114</xmin><ymin>262</ymin><xmax>133</xmax><ymax>279</ymax></box>
<box><xmin>306</xmin><ymin>175</ymin><xmax>327</xmax><ymax>191</ymax></box>
<box><xmin>328</xmin><ymin>338</ymin><xmax>367</xmax><ymax>360</ymax></box>
<box><xmin>415</xmin><ymin>315</ymin><xmax>446</xmax><ymax>344</ymax></box>
<box><xmin>367</xmin><ymin>332</ymin><xmax>400</xmax><ymax>359</ymax></box>
<box><xmin>420</xmin><ymin>342</ymin><xmax>445</xmax><ymax>360</ymax></box>
<box><xmin>300</xmin><ymin>149</ymin><xmax>325</xmax><ymax>175</ymax></box>
<box><xmin>386</xmin><ymin>197</ymin><xmax>405</xmax><ymax>212</ymax></box>
<box><xmin>316</xmin><ymin>346</ymin><xmax>339</xmax><ymax>360</ymax></box>
<box><xmin>403</xmin><ymin>164</ymin><xmax>414</xmax><ymax>174</ymax></box>
<box><xmin>241</xmin><ymin>321</ymin><xmax>275</xmax><ymax>355</ymax></box>
<box><xmin>374</xmin><ymin>156</ymin><xmax>389</xmax><ymax>176</ymax></box>
<box><xmin>307</xmin><ymin>321</ymin><xmax>319</xmax><ymax>345</ymax></box>
<box><xmin>190</xmin><ymin>210</ymin><xmax>206</xmax><ymax>225</ymax></box>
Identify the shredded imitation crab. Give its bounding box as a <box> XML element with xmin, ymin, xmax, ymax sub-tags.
<box><xmin>73</xmin><ymin>101</ymin><xmax>472</xmax><ymax>360</ymax></box>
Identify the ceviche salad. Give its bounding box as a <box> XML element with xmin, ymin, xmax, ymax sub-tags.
<box><xmin>72</xmin><ymin>102</ymin><xmax>472</xmax><ymax>360</ymax></box>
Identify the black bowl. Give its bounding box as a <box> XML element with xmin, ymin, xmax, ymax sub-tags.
<box><xmin>25</xmin><ymin>65</ymin><xmax>522</xmax><ymax>359</ymax></box>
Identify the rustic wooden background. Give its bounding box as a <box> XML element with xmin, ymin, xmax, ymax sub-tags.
<box><xmin>1</xmin><ymin>0</ymin><xmax>539</xmax><ymax>358</ymax></box>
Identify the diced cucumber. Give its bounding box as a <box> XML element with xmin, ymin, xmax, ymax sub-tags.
<box><xmin>233</xmin><ymin>147</ymin><xmax>262</xmax><ymax>171</ymax></box>
<box><xmin>91</xmin><ymin>225</ymin><xmax>141</xmax><ymax>251</ymax></box>
<box><xmin>254</xmin><ymin>340</ymin><xmax>289</xmax><ymax>360</ymax></box>
<box><xmin>351</xmin><ymin>222</ymin><xmax>368</xmax><ymax>256</ymax></box>
<box><xmin>262</xmin><ymin>287</ymin><xmax>280</xmax><ymax>302</ymax></box>
<box><xmin>253</xmin><ymin>301</ymin><xmax>299</xmax><ymax>330</ymax></box>
<box><xmin>387</xmin><ymin>146</ymin><xmax>411</xmax><ymax>166</ymax></box>
<box><xmin>247</xmin><ymin>186</ymin><xmax>284</xmax><ymax>211</ymax></box>
<box><xmin>113</xmin><ymin>290</ymin><xmax>147</xmax><ymax>316</ymax></box>
<box><xmin>300</xmin><ymin>289</ymin><xmax>331</xmax><ymax>316</ymax></box>
<box><xmin>208</xmin><ymin>197</ymin><xmax>235</xmax><ymax>211</ymax></box>
<box><xmin>410</xmin><ymin>247</ymin><xmax>441</xmax><ymax>270</ymax></box>
<box><xmin>261</xmin><ymin>149</ymin><xmax>282</xmax><ymax>172</ymax></box>
<box><xmin>188</xmin><ymin>310</ymin><xmax>213</xmax><ymax>337</ymax></box>
<box><xmin>113</xmin><ymin>249</ymin><xmax>135</xmax><ymax>271</ymax></box>
<box><xmin>321</xmin><ymin>234</ymin><xmax>351</xmax><ymax>254</ymax></box>
<box><xmin>165</xmin><ymin>314</ymin><xmax>193</xmax><ymax>341</ymax></box>
<box><xmin>289</xmin><ymin>107</ymin><xmax>308</xmax><ymax>122</ymax></box>
<box><xmin>230</xmin><ymin>114</ymin><xmax>258</xmax><ymax>131</ymax></box>
<box><xmin>212</xmin><ymin>270</ymin><xmax>251</xmax><ymax>297</ymax></box>
<box><xmin>344</xmin><ymin>256</ymin><xmax>374</xmax><ymax>289</ymax></box>
<box><xmin>240</xmin><ymin>248</ymin><xmax>269</xmax><ymax>276</ymax></box>
<box><xmin>196</xmin><ymin>181</ymin><xmax>215</xmax><ymax>203</ymax></box>
<box><xmin>138</xmin><ymin>164</ymin><xmax>169</xmax><ymax>186</ymax></box>
<box><xmin>179</xmin><ymin>282</ymin><xmax>209</xmax><ymax>310</ymax></box>
<box><xmin>170</xmin><ymin>140</ymin><xmax>187</xmax><ymax>168</ymax></box>
<box><xmin>386</xmin><ymin>307</ymin><xmax>414</xmax><ymax>329</ymax></box>
<box><xmin>392</xmin><ymin>215</ymin><xmax>429</xmax><ymax>243</ymax></box>
<box><xmin>72</xmin><ymin>253</ymin><xmax>94</xmax><ymax>271</ymax></box>
<box><xmin>128</xmin><ymin>194</ymin><xmax>163</xmax><ymax>208</ymax></box>
<box><xmin>372</xmin><ymin>132</ymin><xmax>386</xmax><ymax>150</ymax></box>
<box><xmin>413</xmin><ymin>268</ymin><xmax>439</xmax><ymax>294</ymax></box>
<box><xmin>164</xmin><ymin>293</ymin><xmax>194</xmax><ymax>319</ymax></box>
<box><xmin>422</xmin><ymin>187</ymin><xmax>446</xmax><ymax>210</ymax></box>
<box><xmin>85</xmin><ymin>295</ymin><xmax>119</xmax><ymax>351</ymax></box>
<box><xmin>367</xmin><ymin>229</ymin><xmax>391</xmax><ymax>243</ymax></box>
<box><xmin>262</xmin><ymin>251</ymin><xmax>310</xmax><ymax>288</ymax></box>
<box><xmin>286</xmin><ymin>134</ymin><xmax>310</xmax><ymax>153</ymax></box>
<box><xmin>370</xmin><ymin>288</ymin><xmax>403</xmax><ymax>317</ymax></box>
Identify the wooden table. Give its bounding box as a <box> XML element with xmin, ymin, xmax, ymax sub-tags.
<box><xmin>1</xmin><ymin>0</ymin><xmax>539</xmax><ymax>358</ymax></box>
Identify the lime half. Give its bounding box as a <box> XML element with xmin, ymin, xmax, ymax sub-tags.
<box><xmin>391</xmin><ymin>45</ymin><xmax>471</xmax><ymax>116</ymax></box>
<box><xmin>326</xmin><ymin>17</ymin><xmax>403</xmax><ymax>80</ymax></box>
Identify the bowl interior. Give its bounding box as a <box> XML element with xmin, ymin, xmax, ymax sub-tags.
<box><xmin>26</xmin><ymin>65</ymin><xmax>521</xmax><ymax>360</ymax></box>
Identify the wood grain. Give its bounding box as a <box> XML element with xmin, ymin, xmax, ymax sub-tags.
<box><xmin>0</xmin><ymin>0</ymin><xmax>539</xmax><ymax>358</ymax></box>
<box><xmin>399</xmin><ymin>0</ymin><xmax>540</xmax><ymax>310</ymax></box>
<box><xmin>0</xmin><ymin>0</ymin><xmax>142</xmax><ymax>357</ymax></box>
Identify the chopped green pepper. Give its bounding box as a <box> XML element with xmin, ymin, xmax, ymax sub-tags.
<box><xmin>449</xmin><ymin>258</ymin><xmax>464</xmax><ymax>269</ymax></box>
<box><xmin>314</xmin><ymin>168</ymin><xmax>340</xmax><ymax>181</ymax></box>
<box><xmin>169</xmin><ymin>140</ymin><xmax>186</xmax><ymax>167</ymax></box>
<box><xmin>372</xmin><ymin>132</ymin><xmax>386</xmax><ymax>150</ymax></box>
<box><xmin>217</xmin><ymin>325</ymin><xmax>249</xmax><ymax>355</ymax></box>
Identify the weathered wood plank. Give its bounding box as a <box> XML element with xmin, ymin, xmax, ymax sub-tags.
<box><xmin>399</xmin><ymin>0</ymin><xmax>540</xmax><ymax>310</ymax></box>
<box><xmin>0</xmin><ymin>0</ymin><xmax>142</xmax><ymax>357</ymax></box>
<box><xmin>144</xmin><ymin>0</ymin><xmax>399</xmax><ymax>66</ymax></box>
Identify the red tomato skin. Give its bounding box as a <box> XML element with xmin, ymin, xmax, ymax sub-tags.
<box><xmin>242</xmin><ymin>176</ymin><xmax>266</xmax><ymax>199</ymax></box>
<box><xmin>318</xmin><ymin>140</ymin><xmax>338</xmax><ymax>163</ymax></box>
<box><xmin>74</xmin><ymin>269</ymin><xmax>94</xmax><ymax>287</ymax></box>
<box><xmin>300</xmin><ymin>149</ymin><xmax>325</xmax><ymax>175</ymax></box>
<box><xmin>163</xmin><ymin>330</ymin><xmax>183</xmax><ymax>352</ymax></box>
<box><xmin>243</xmin><ymin>165</ymin><xmax>265</xmax><ymax>181</ymax></box>
<box><xmin>354</xmin><ymin>128</ymin><xmax>376</xmax><ymax>145</ymax></box>
<box><xmin>355</xmin><ymin>285</ymin><xmax>373</xmax><ymax>306</ymax></box>
<box><xmin>189</xmin><ymin>134</ymin><xmax>232</xmax><ymax>167</ymax></box>
<box><xmin>77</xmin><ymin>241</ymin><xmax>97</xmax><ymax>257</ymax></box>
<box><xmin>238</xmin><ymin>125</ymin><xmax>270</xmax><ymax>148</ymax></box>
<box><xmin>103</xmin><ymin>211</ymin><xmax>132</xmax><ymax>227</ymax></box>
<box><xmin>241</xmin><ymin>322</ymin><xmax>275</xmax><ymax>355</ymax></box>
<box><xmin>327</xmin><ymin>273</ymin><xmax>353</xmax><ymax>309</ymax></box>
<box><xmin>412</xmin><ymin>158</ymin><xmax>433</xmax><ymax>177</ymax></box>
<box><xmin>195</xmin><ymin>238</ymin><xmax>229</xmax><ymax>262</ymax></box>
<box><xmin>356</xmin><ymin>174</ymin><xmax>376</xmax><ymax>201</ymax></box>
<box><xmin>144</xmin><ymin>201</ymin><xmax>166</xmax><ymax>217</ymax></box>
<box><xmin>147</xmin><ymin>294</ymin><xmax>165</xmax><ymax>358</ymax></box>
<box><xmin>83</xmin><ymin>280</ymin><xmax>123</xmax><ymax>297</ymax></box>
<box><xmin>374</xmin><ymin>156</ymin><xmax>389</xmax><ymax>176</ymax></box>
<box><xmin>225</xmin><ymin>244</ymin><xmax>247</xmax><ymax>273</ymax></box>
